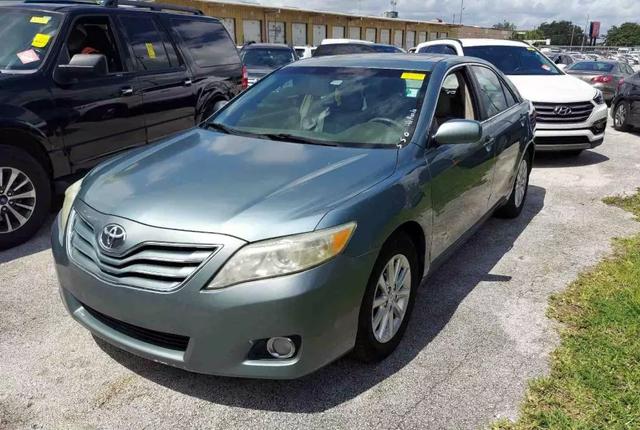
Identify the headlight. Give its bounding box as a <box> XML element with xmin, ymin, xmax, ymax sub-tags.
<box><xmin>593</xmin><ymin>90</ymin><xmax>605</xmax><ymax>105</ymax></box>
<box><xmin>206</xmin><ymin>222</ymin><xmax>356</xmax><ymax>289</ymax></box>
<box><xmin>59</xmin><ymin>178</ymin><xmax>83</xmax><ymax>230</ymax></box>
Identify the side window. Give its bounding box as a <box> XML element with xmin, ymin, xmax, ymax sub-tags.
<box><xmin>64</xmin><ymin>16</ymin><xmax>123</xmax><ymax>73</ymax></box>
<box><xmin>170</xmin><ymin>18</ymin><xmax>239</xmax><ymax>67</ymax></box>
<box><xmin>502</xmin><ymin>82</ymin><xmax>518</xmax><ymax>107</ymax></box>
<box><xmin>119</xmin><ymin>15</ymin><xmax>175</xmax><ymax>71</ymax></box>
<box><xmin>470</xmin><ymin>66</ymin><xmax>509</xmax><ymax>118</ymax></box>
<box><xmin>433</xmin><ymin>70</ymin><xmax>477</xmax><ymax>130</ymax></box>
<box><xmin>419</xmin><ymin>44</ymin><xmax>457</xmax><ymax>55</ymax></box>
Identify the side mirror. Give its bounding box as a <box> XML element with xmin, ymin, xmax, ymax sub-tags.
<box><xmin>434</xmin><ymin>120</ymin><xmax>482</xmax><ymax>145</ymax></box>
<box><xmin>55</xmin><ymin>54</ymin><xmax>108</xmax><ymax>84</ymax></box>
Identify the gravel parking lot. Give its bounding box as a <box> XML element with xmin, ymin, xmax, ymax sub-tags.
<box><xmin>2</xmin><ymin>121</ymin><xmax>640</xmax><ymax>430</ymax></box>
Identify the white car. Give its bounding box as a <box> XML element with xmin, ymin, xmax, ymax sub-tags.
<box><xmin>294</xmin><ymin>45</ymin><xmax>316</xmax><ymax>59</ymax></box>
<box><xmin>416</xmin><ymin>39</ymin><xmax>608</xmax><ymax>154</ymax></box>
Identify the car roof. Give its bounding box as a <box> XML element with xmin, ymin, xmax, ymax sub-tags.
<box><xmin>457</xmin><ymin>38</ymin><xmax>530</xmax><ymax>47</ymax></box>
<box><xmin>242</xmin><ymin>43</ymin><xmax>292</xmax><ymax>50</ymax></box>
<box><xmin>321</xmin><ymin>39</ymin><xmax>374</xmax><ymax>45</ymax></box>
<box><xmin>0</xmin><ymin>0</ymin><xmax>211</xmax><ymax>17</ymax></box>
<box><xmin>284</xmin><ymin>53</ymin><xmax>487</xmax><ymax>71</ymax></box>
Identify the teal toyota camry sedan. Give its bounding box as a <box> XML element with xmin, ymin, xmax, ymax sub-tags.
<box><xmin>52</xmin><ymin>54</ymin><xmax>535</xmax><ymax>379</ymax></box>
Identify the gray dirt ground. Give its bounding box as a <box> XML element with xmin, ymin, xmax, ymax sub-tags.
<box><xmin>2</xmin><ymin>121</ymin><xmax>640</xmax><ymax>430</ymax></box>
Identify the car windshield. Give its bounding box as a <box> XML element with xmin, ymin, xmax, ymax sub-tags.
<box><xmin>0</xmin><ymin>10</ymin><xmax>62</xmax><ymax>72</ymax></box>
<box><xmin>567</xmin><ymin>61</ymin><xmax>615</xmax><ymax>72</ymax></box>
<box><xmin>207</xmin><ymin>66</ymin><xmax>429</xmax><ymax>147</ymax></box>
<box><xmin>464</xmin><ymin>45</ymin><xmax>561</xmax><ymax>76</ymax></box>
<box><xmin>241</xmin><ymin>48</ymin><xmax>294</xmax><ymax>68</ymax></box>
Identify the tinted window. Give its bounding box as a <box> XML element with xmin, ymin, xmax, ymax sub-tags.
<box><xmin>240</xmin><ymin>48</ymin><xmax>294</xmax><ymax>68</ymax></box>
<box><xmin>465</xmin><ymin>45</ymin><xmax>561</xmax><ymax>75</ymax></box>
<box><xmin>170</xmin><ymin>18</ymin><xmax>239</xmax><ymax>67</ymax></box>
<box><xmin>119</xmin><ymin>16</ymin><xmax>173</xmax><ymax>71</ymax></box>
<box><xmin>313</xmin><ymin>43</ymin><xmax>374</xmax><ymax>57</ymax></box>
<box><xmin>567</xmin><ymin>61</ymin><xmax>615</xmax><ymax>72</ymax></box>
<box><xmin>417</xmin><ymin>44</ymin><xmax>457</xmax><ymax>55</ymax></box>
<box><xmin>372</xmin><ymin>45</ymin><xmax>403</xmax><ymax>53</ymax></box>
<box><xmin>470</xmin><ymin>66</ymin><xmax>509</xmax><ymax>118</ymax></box>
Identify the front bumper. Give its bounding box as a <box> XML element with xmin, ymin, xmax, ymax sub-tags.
<box><xmin>534</xmin><ymin>102</ymin><xmax>607</xmax><ymax>151</ymax></box>
<box><xmin>52</xmin><ymin>210</ymin><xmax>376</xmax><ymax>379</ymax></box>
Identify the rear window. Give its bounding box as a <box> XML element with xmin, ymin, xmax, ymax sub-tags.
<box><xmin>372</xmin><ymin>45</ymin><xmax>403</xmax><ymax>53</ymax></box>
<box><xmin>314</xmin><ymin>44</ymin><xmax>375</xmax><ymax>57</ymax></box>
<box><xmin>463</xmin><ymin>45</ymin><xmax>561</xmax><ymax>76</ymax></box>
<box><xmin>567</xmin><ymin>61</ymin><xmax>615</xmax><ymax>72</ymax></box>
<box><xmin>240</xmin><ymin>48</ymin><xmax>295</xmax><ymax>68</ymax></box>
<box><xmin>417</xmin><ymin>44</ymin><xmax>457</xmax><ymax>55</ymax></box>
<box><xmin>170</xmin><ymin>18</ymin><xmax>239</xmax><ymax>67</ymax></box>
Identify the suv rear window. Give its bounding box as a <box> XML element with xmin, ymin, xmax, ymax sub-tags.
<box><xmin>170</xmin><ymin>18</ymin><xmax>239</xmax><ymax>67</ymax></box>
<box><xmin>418</xmin><ymin>45</ymin><xmax>457</xmax><ymax>55</ymax></box>
<box><xmin>464</xmin><ymin>45</ymin><xmax>561</xmax><ymax>76</ymax></box>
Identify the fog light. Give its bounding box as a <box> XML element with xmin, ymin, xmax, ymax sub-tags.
<box><xmin>266</xmin><ymin>337</ymin><xmax>296</xmax><ymax>359</ymax></box>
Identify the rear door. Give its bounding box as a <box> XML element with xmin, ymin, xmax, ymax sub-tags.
<box><xmin>117</xmin><ymin>12</ymin><xmax>196</xmax><ymax>142</ymax></box>
<box><xmin>469</xmin><ymin>64</ymin><xmax>526</xmax><ymax>206</ymax></box>
<box><xmin>426</xmin><ymin>66</ymin><xmax>495</xmax><ymax>257</ymax></box>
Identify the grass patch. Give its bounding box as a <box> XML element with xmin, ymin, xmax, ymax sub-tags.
<box><xmin>493</xmin><ymin>191</ymin><xmax>640</xmax><ymax>430</ymax></box>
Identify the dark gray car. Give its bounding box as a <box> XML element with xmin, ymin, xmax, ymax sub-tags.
<box><xmin>239</xmin><ymin>43</ymin><xmax>297</xmax><ymax>86</ymax></box>
<box><xmin>52</xmin><ymin>54</ymin><xmax>534</xmax><ymax>379</ymax></box>
<box><xmin>565</xmin><ymin>60</ymin><xmax>636</xmax><ymax>103</ymax></box>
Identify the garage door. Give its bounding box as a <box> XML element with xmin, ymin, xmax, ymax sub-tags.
<box><xmin>380</xmin><ymin>28</ymin><xmax>390</xmax><ymax>44</ymax></box>
<box><xmin>406</xmin><ymin>31</ymin><xmax>415</xmax><ymax>49</ymax></box>
<box><xmin>313</xmin><ymin>25</ymin><xmax>326</xmax><ymax>46</ymax></box>
<box><xmin>365</xmin><ymin>28</ymin><xmax>376</xmax><ymax>42</ymax></box>
<box><xmin>429</xmin><ymin>32</ymin><xmax>437</xmax><ymax>41</ymax></box>
<box><xmin>268</xmin><ymin>21</ymin><xmax>285</xmax><ymax>44</ymax></box>
<box><xmin>332</xmin><ymin>26</ymin><xmax>345</xmax><ymax>39</ymax></box>
<box><xmin>220</xmin><ymin>18</ymin><xmax>235</xmax><ymax>43</ymax></box>
<box><xmin>418</xmin><ymin>31</ymin><xmax>427</xmax><ymax>44</ymax></box>
<box><xmin>348</xmin><ymin>26</ymin><xmax>361</xmax><ymax>40</ymax></box>
<box><xmin>243</xmin><ymin>20</ymin><xmax>261</xmax><ymax>43</ymax></box>
<box><xmin>393</xmin><ymin>29</ymin><xmax>403</xmax><ymax>47</ymax></box>
<box><xmin>292</xmin><ymin>23</ymin><xmax>307</xmax><ymax>46</ymax></box>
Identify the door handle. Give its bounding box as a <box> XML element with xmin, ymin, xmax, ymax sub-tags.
<box><xmin>483</xmin><ymin>137</ymin><xmax>496</xmax><ymax>152</ymax></box>
<box><xmin>183</xmin><ymin>78</ymin><xmax>193</xmax><ymax>86</ymax></box>
<box><xmin>519</xmin><ymin>113</ymin><xmax>527</xmax><ymax>126</ymax></box>
<box><xmin>120</xmin><ymin>86</ymin><xmax>134</xmax><ymax>97</ymax></box>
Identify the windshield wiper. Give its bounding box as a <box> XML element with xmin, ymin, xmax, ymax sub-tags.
<box><xmin>258</xmin><ymin>133</ymin><xmax>339</xmax><ymax>146</ymax></box>
<box><xmin>203</xmin><ymin>122</ymin><xmax>244</xmax><ymax>136</ymax></box>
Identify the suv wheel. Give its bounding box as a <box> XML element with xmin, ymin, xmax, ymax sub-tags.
<box><xmin>353</xmin><ymin>232</ymin><xmax>419</xmax><ymax>362</ymax></box>
<box><xmin>613</xmin><ymin>101</ymin><xmax>631</xmax><ymax>131</ymax></box>
<box><xmin>495</xmin><ymin>155</ymin><xmax>530</xmax><ymax>219</ymax></box>
<box><xmin>0</xmin><ymin>146</ymin><xmax>51</xmax><ymax>250</ymax></box>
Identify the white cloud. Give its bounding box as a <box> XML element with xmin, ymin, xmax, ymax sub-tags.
<box><xmin>258</xmin><ymin>0</ymin><xmax>640</xmax><ymax>34</ymax></box>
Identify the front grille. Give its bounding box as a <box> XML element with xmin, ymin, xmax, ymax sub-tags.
<box><xmin>68</xmin><ymin>213</ymin><xmax>219</xmax><ymax>292</ymax></box>
<box><xmin>533</xmin><ymin>101</ymin><xmax>594</xmax><ymax>124</ymax></box>
<box><xmin>82</xmin><ymin>301</ymin><xmax>190</xmax><ymax>351</ymax></box>
<box><xmin>535</xmin><ymin>136</ymin><xmax>591</xmax><ymax>145</ymax></box>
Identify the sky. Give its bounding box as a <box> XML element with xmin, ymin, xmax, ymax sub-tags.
<box><xmin>253</xmin><ymin>0</ymin><xmax>640</xmax><ymax>34</ymax></box>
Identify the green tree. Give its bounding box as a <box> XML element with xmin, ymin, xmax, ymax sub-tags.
<box><xmin>493</xmin><ymin>21</ymin><xmax>517</xmax><ymax>31</ymax></box>
<box><xmin>605</xmin><ymin>23</ymin><xmax>640</xmax><ymax>46</ymax></box>
<box><xmin>537</xmin><ymin>21</ymin><xmax>585</xmax><ymax>45</ymax></box>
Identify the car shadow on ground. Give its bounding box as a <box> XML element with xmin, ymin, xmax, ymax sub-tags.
<box><xmin>0</xmin><ymin>215</ymin><xmax>55</xmax><ymax>264</ymax></box>
<box><xmin>96</xmin><ymin>185</ymin><xmax>546</xmax><ymax>413</ymax></box>
<box><xmin>533</xmin><ymin>150</ymin><xmax>609</xmax><ymax>168</ymax></box>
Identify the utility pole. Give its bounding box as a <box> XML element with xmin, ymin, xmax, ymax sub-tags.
<box><xmin>581</xmin><ymin>14</ymin><xmax>589</xmax><ymax>52</ymax></box>
<box><xmin>570</xmin><ymin>24</ymin><xmax>575</xmax><ymax>48</ymax></box>
<box><xmin>459</xmin><ymin>0</ymin><xmax>464</xmax><ymax>24</ymax></box>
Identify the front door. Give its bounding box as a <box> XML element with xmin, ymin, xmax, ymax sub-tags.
<box><xmin>51</xmin><ymin>14</ymin><xmax>146</xmax><ymax>173</ymax></box>
<box><xmin>117</xmin><ymin>14</ymin><xmax>196</xmax><ymax>142</ymax></box>
<box><xmin>427</xmin><ymin>67</ymin><xmax>496</xmax><ymax>258</ymax></box>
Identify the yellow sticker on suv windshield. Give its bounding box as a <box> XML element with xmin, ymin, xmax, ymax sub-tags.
<box><xmin>145</xmin><ymin>43</ymin><xmax>157</xmax><ymax>59</ymax></box>
<box><xmin>401</xmin><ymin>72</ymin><xmax>426</xmax><ymax>81</ymax></box>
<box><xmin>32</xmin><ymin>33</ymin><xmax>51</xmax><ymax>48</ymax></box>
<box><xmin>30</xmin><ymin>16</ymin><xmax>51</xmax><ymax>24</ymax></box>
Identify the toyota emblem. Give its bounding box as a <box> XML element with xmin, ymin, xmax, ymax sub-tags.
<box><xmin>553</xmin><ymin>105</ymin><xmax>572</xmax><ymax>116</ymax></box>
<box><xmin>100</xmin><ymin>224</ymin><xmax>126</xmax><ymax>251</ymax></box>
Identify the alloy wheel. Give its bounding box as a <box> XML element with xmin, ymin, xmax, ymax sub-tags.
<box><xmin>514</xmin><ymin>158</ymin><xmax>528</xmax><ymax>208</ymax></box>
<box><xmin>615</xmin><ymin>104</ymin><xmax>627</xmax><ymax>128</ymax></box>
<box><xmin>0</xmin><ymin>167</ymin><xmax>37</xmax><ymax>234</ymax></box>
<box><xmin>371</xmin><ymin>254</ymin><xmax>412</xmax><ymax>343</ymax></box>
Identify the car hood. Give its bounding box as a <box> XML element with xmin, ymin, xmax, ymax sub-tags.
<box><xmin>506</xmin><ymin>74</ymin><xmax>597</xmax><ymax>103</ymax></box>
<box><xmin>80</xmin><ymin>128</ymin><xmax>397</xmax><ymax>242</ymax></box>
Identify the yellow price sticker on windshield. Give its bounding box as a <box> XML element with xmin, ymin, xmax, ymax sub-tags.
<box><xmin>30</xmin><ymin>16</ymin><xmax>51</xmax><ymax>24</ymax></box>
<box><xmin>145</xmin><ymin>43</ymin><xmax>157</xmax><ymax>59</ymax></box>
<box><xmin>401</xmin><ymin>72</ymin><xmax>426</xmax><ymax>81</ymax></box>
<box><xmin>32</xmin><ymin>33</ymin><xmax>51</xmax><ymax>48</ymax></box>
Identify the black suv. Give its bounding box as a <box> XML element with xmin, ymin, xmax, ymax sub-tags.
<box><xmin>0</xmin><ymin>0</ymin><xmax>244</xmax><ymax>249</ymax></box>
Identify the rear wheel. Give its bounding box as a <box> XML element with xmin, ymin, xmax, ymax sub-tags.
<box><xmin>613</xmin><ymin>101</ymin><xmax>631</xmax><ymax>131</ymax></box>
<box><xmin>353</xmin><ymin>232</ymin><xmax>419</xmax><ymax>362</ymax></box>
<box><xmin>495</xmin><ymin>155</ymin><xmax>530</xmax><ymax>219</ymax></box>
<box><xmin>0</xmin><ymin>146</ymin><xmax>51</xmax><ymax>250</ymax></box>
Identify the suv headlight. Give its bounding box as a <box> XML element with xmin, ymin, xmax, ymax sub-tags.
<box><xmin>206</xmin><ymin>222</ymin><xmax>356</xmax><ymax>289</ymax></box>
<box><xmin>59</xmin><ymin>178</ymin><xmax>83</xmax><ymax>231</ymax></box>
<box><xmin>593</xmin><ymin>89</ymin><xmax>605</xmax><ymax>105</ymax></box>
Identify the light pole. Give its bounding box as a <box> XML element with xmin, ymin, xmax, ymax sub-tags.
<box><xmin>581</xmin><ymin>14</ymin><xmax>589</xmax><ymax>52</ymax></box>
<box><xmin>459</xmin><ymin>0</ymin><xmax>464</xmax><ymax>24</ymax></box>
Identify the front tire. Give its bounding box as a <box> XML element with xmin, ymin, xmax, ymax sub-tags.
<box><xmin>495</xmin><ymin>155</ymin><xmax>530</xmax><ymax>219</ymax></box>
<box><xmin>0</xmin><ymin>146</ymin><xmax>51</xmax><ymax>250</ymax></box>
<box><xmin>613</xmin><ymin>101</ymin><xmax>631</xmax><ymax>131</ymax></box>
<box><xmin>353</xmin><ymin>232</ymin><xmax>419</xmax><ymax>362</ymax></box>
